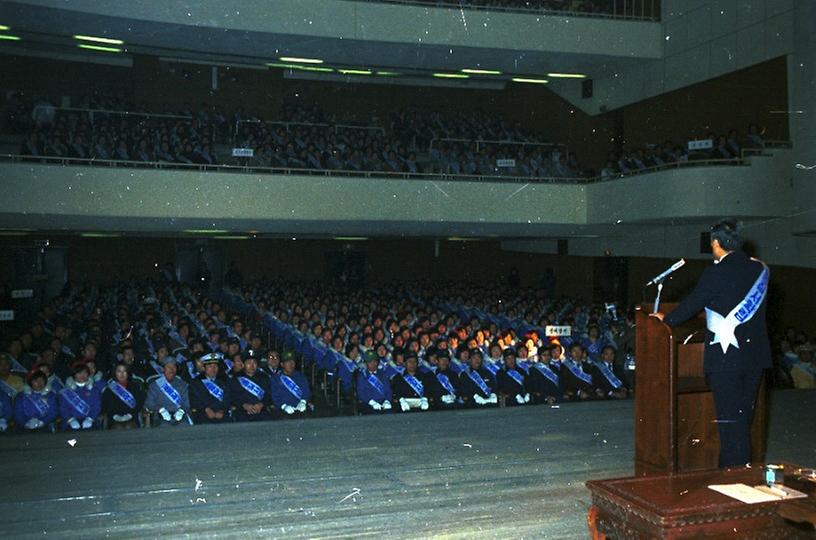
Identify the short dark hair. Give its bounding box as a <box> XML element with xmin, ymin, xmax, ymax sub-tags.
<box><xmin>710</xmin><ymin>219</ymin><xmax>742</xmax><ymax>251</ymax></box>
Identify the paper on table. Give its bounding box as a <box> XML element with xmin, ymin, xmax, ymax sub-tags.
<box><xmin>708</xmin><ymin>483</ymin><xmax>780</xmax><ymax>504</ymax></box>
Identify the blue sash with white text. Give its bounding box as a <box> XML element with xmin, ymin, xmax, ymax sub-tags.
<box><xmin>532</xmin><ymin>363</ymin><xmax>559</xmax><ymax>386</ymax></box>
<box><xmin>403</xmin><ymin>375</ymin><xmax>424</xmax><ymax>397</ymax></box>
<box><xmin>27</xmin><ymin>393</ymin><xmax>50</xmax><ymax>416</ymax></box>
<box><xmin>202</xmin><ymin>379</ymin><xmax>225</xmax><ymax>401</ymax></box>
<box><xmin>108</xmin><ymin>381</ymin><xmax>137</xmax><ymax>409</ymax></box>
<box><xmin>705</xmin><ymin>261</ymin><xmax>769</xmax><ymax>354</ymax></box>
<box><xmin>367</xmin><ymin>373</ymin><xmax>386</xmax><ymax>397</ymax></box>
<box><xmin>468</xmin><ymin>370</ymin><xmax>490</xmax><ymax>395</ymax></box>
<box><xmin>238</xmin><ymin>376</ymin><xmax>264</xmax><ymax>400</ymax></box>
<box><xmin>565</xmin><ymin>361</ymin><xmax>593</xmax><ymax>384</ymax></box>
<box><xmin>61</xmin><ymin>388</ymin><xmax>90</xmax><ymax>417</ymax></box>
<box><xmin>157</xmin><ymin>376</ymin><xmax>182</xmax><ymax>407</ymax></box>
<box><xmin>279</xmin><ymin>375</ymin><xmax>303</xmax><ymax>400</ymax></box>
<box><xmin>593</xmin><ymin>361</ymin><xmax>622</xmax><ymax>389</ymax></box>
<box><xmin>436</xmin><ymin>373</ymin><xmax>456</xmax><ymax>395</ymax></box>
<box><xmin>506</xmin><ymin>368</ymin><xmax>525</xmax><ymax>387</ymax></box>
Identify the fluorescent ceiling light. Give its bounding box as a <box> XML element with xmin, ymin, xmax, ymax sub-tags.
<box><xmin>74</xmin><ymin>34</ymin><xmax>124</xmax><ymax>45</ymax></box>
<box><xmin>547</xmin><ymin>72</ymin><xmax>586</xmax><ymax>78</ymax></box>
<box><xmin>183</xmin><ymin>229</ymin><xmax>229</xmax><ymax>234</ymax></box>
<box><xmin>278</xmin><ymin>56</ymin><xmax>323</xmax><ymax>64</ymax></box>
<box><xmin>268</xmin><ymin>62</ymin><xmax>333</xmax><ymax>73</ymax></box>
<box><xmin>80</xmin><ymin>232</ymin><xmax>121</xmax><ymax>238</ymax></box>
<box><xmin>512</xmin><ymin>77</ymin><xmax>549</xmax><ymax>84</ymax></box>
<box><xmin>214</xmin><ymin>235</ymin><xmax>249</xmax><ymax>240</ymax></box>
<box><xmin>0</xmin><ymin>231</ymin><xmax>28</xmax><ymax>236</ymax></box>
<box><xmin>461</xmin><ymin>68</ymin><xmax>502</xmax><ymax>75</ymax></box>
<box><xmin>0</xmin><ymin>25</ymin><xmax>10</xmax><ymax>31</ymax></box>
<box><xmin>338</xmin><ymin>69</ymin><xmax>372</xmax><ymax>75</ymax></box>
<box><xmin>433</xmin><ymin>73</ymin><xmax>469</xmax><ymax>79</ymax></box>
<box><xmin>376</xmin><ymin>71</ymin><xmax>400</xmax><ymax>76</ymax></box>
<box><xmin>0</xmin><ymin>34</ymin><xmax>21</xmax><ymax>41</ymax></box>
<box><xmin>78</xmin><ymin>44</ymin><xmax>122</xmax><ymax>53</ymax></box>
<box><xmin>334</xmin><ymin>237</ymin><xmax>367</xmax><ymax>241</ymax></box>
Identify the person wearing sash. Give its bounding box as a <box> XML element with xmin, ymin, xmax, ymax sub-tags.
<box><xmin>59</xmin><ymin>362</ymin><xmax>102</xmax><ymax>430</ymax></box>
<box><xmin>230</xmin><ymin>351</ymin><xmax>273</xmax><ymax>422</ymax></box>
<box><xmin>391</xmin><ymin>352</ymin><xmax>429</xmax><ymax>412</ymax></box>
<box><xmin>261</xmin><ymin>350</ymin><xmax>282</xmax><ymax>383</ymax></box>
<box><xmin>458</xmin><ymin>349</ymin><xmax>498</xmax><ymax>407</ymax></box>
<box><xmin>560</xmin><ymin>343</ymin><xmax>596</xmax><ymax>400</ymax></box>
<box><xmin>145</xmin><ymin>356</ymin><xmax>191</xmax><ymax>427</ymax></box>
<box><xmin>652</xmin><ymin>219</ymin><xmax>771</xmax><ymax>468</ymax></box>
<box><xmin>422</xmin><ymin>350</ymin><xmax>460</xmax><ymax>410</ymax></box>
<box><xmin>497</xmin><ymin>349</ymin><xmax>531</xmax><ymax>406</ymax></box>
<box><xmin>589</xmin><ymin>345</ymin><xmax>628</xmax><ymax>400</ymax></box>
<box><xmin>355</xmin><ymin>350</ymin><xmax>393</xmax><ymax>414</ymax></box>
<box><xmin>335</xmin><ymin>345</ymin><xmax>359</xmax><ymax>397</ymax></box>
<box><xmin>14</xmin><ymin>370</ymin><xmax>58</xmax><ymax>432</ymax></box>
<box><xmin>180</xmin><ymin>350</ymin><xmax>205</xmax><ymax>384</ymax></box>
<box><xmin>270</xmin><ymin>351</ymin><xmax>313</xmax><ymax>416</ymax></box>
<box><xmin>0</xmin><ymin>354</ymin><xmax>25</xmax><ymax>395</ymax></box>
<box><xmin>581</xmin><ymin>324</ymin><xmax>606</xmax><ymax>362</ymax></box>
<box><xmin>0</xmin><ymin>385</ymin><xmax>11</xmax><ymax>433</ymax></box>
<box><xmin>525</xmin><ymin>347</ymin><xmax>561</xmax><ymax>405</ymax></box>
<box><xmin>190</xmin><ymin>353</ymin><xmax>231</xmax><ymax>424</ymax></box>
<box><xmin>102</xmin><ymin>362</ymin><xmax>146</xmax><ymax>429</ymax></box>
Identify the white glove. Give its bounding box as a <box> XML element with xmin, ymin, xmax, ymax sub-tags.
<box><xmin>159</xmin><ymin>408</ymin><xmax>172</xmax><ymax>422</ymax></box>
<box><xmin>296</xmin><ymin>400</ymin><xmax>307</xmax><ymax>413</ymax></box>
<box><xmin>420</xmin><ymin>397</ymin><xmax>429</xmax><ymax>410</ymax></box>
<box><xmin>368</xmin><ymin>399</ymin><xmax>382</xmax><ymax>411</ymax></box>
<box><xmin>399</xmin><ymin>398</ymin><xmax>410</xmax><ymax>412</ymax></box>
<box><xmin>118</xmin><ymin>413</ymin><xmax>132</xmax><ymax>422</ymax></box>
<box><xmin>488</xmin><ymin>393</ymin><xmax>498</xmax><ymax>404</ymax></box>
<box><xmin>382</xmin><ymin>400</ymin><xmax>392</xmax><ymax>410</ymax></box>
<box><xmin>68</xmin><ymin>417</ymin><xmax>81</xmax><ymax>430</ymax></box>
<box><xmin>283</xmin><ymin>404</ymin><xmax>295</xmax><ymax>414</ymax></box>
<box><xmin>441</xmin><ymin>394</ymin><xmax>455</xmax><ymax>404</ymax></box>
<box><xmin>524</xmin><ymin>393</ymin><xmax>531</xmax><ymax>403</ymax></box>
<box><xmin>516</xmin><ymin>394</ymin><xmax>526</xmax><ymax>405</ymax></box>
<box><xmin>82</xmin><ymin>417</ymin><xmax>94</xmax><ymax>429</ymax></box>
<box><xmin>25</xmin><ymin>417</ymin><xmax>43</xmax><ymax>429</ymax></box>
<box><xmin>0</xmin><ymin>418</ymin><xmax>7</xmax><ymax>432</ymax></box>
<box><xmin>174</xmin><ymin>409</ymin><xmax>185</xmax><ymax>422</ymax></box>
<box><xmin>473</xmin><ymin>394</ymin><xmax>486</xmax><ymax>405</ymax></box>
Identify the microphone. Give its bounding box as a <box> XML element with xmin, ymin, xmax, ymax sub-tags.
<box><xmin>646</xmin><ymin>259</ymin><xmax>686</xmax><ymax>286</ymax></box>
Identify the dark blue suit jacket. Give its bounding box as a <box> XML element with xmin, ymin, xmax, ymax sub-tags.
<box><xmin>664</xmin><ymin>250</ymin><xmax>771</xmax><ymax>373</ymax></box>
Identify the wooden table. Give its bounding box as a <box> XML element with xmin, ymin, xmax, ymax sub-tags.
<box><xmin>586</xmin><ymin>464</ymin><xmax>816</xmax><ymax>539</ymax></box>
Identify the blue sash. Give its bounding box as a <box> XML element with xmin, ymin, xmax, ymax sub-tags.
<box><xmin>593</xmin><ymin>362</ymin><xmax>622</xmax><ymax>389</ymax></box>
<box><xmin>468</xmin><ymin>370</ymin><xmax>490</xmax><ymax>395</ymax></box>
<box><xmin>108</xmin><ymin>381</ymin><xmax>137</xmax><ymax>409</ymax></box>
<box><xmin>61</xmin><ymin>388</ymin><xmax>90</xmax><ymax>417</ymax></box>
<box><xmin>9</xmin><ymin>358</ymin><xmax>26</xmax><ymax>373</ymax></box>
<box><xmin>532</xmin><ymin>363</ymin><xmax>559</xmax><ymax>386</ymax></box>
<box><xmin>224</xmin><ymin>359</ymin><xmax>234</xmax><ymax>372</ymax></box>
<box><xmin>436</xmin><ymin>373</ymin><xmax>456</xmax><ymax>395</ymax></box>
<box><xmin>27</xmin><ymin>393</ymin><xmax>50</xmax><ymax>416</ymax></box>
<box><xmin>157</xmin><ymin>376</ymin><xmax>182</xmax><ymax>407</ymax></box>
<box><xmin>705</xmin><ymin>261</ymin><xmax>769</xmax><ymax>354</ymax></box>
<box><xmin>586</xmin><ymin>340</ymin><xmax>603</xmax><ymax>358</ymax></box>
<box><xmin>403</xmin><ymin>375</ymin><xmax>424</xmax><ymax>397</ymax></box>
<box><xmin>0</xmin><ymin>379</ymin><xmax>16</xmax><ymax>398</ymax></box>
<box><xmin>565</xmin><ymin>361</ymin><xmax>593</xmax><ymax>384</ymax></box>
<box><xmin>279</xmin><ymin>375</ymin><xmax>303</xmax><ymax>400</ymax></box>
<box><xmin>150</xmin><ymin>360</ymin><xmax>163</xmax><ymax>375</ymax></box>
<box><xmin>367</xmin><ymin>373</ymin><xmax>386</xmax><ymax>397</ymax></box>
<box><xmin>202</xmin><ymin>378</ymin><xmax>225</xmax><ymax>401</ymax></box>
<box><xmin>506</xmin><ymin>368</ymin><xmax>525</xmax><ymax>387</ymax></box>
<box><xmin>186</xmin><ymin>362</ymin><xmax>197</xmax><ymax>379</ymax></box>
<box><xmin>238</xmin><ymin>376</ymin><xmax>264</xmax><ymax>400</ymax></box>
<box><xmin>483</xmin><ymin>360</ymin><xmax>500</xmax><ymax>375</ymax></box>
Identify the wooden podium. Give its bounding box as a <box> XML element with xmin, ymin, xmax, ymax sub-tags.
<box><xmin>634</xmin><ymin>303</ymin><xmax>767</xmax><ymax>475</ymax></box>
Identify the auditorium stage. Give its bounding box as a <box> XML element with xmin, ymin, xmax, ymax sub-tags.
<box><xmin>1</xmin><ymin>390</ymin><xmax>814</xmax><ymax>539</ymax></box>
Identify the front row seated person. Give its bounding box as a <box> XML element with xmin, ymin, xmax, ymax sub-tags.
<box><xmin>230</xmin><ymin>349</ymin><xmax>273</xmax><ymax>422</ymax></box>
<box><xmin>59</xmin><ymin>362</ymin><xmax>102</xmax><ymax>431</ymax></box>
<box><xmin>145</xmin><ymin>355</ymin><xmax>191</xmax><ymax>426</ymax></box>
<box><xmin>497</xmin><ymin>349</ymin><xmax>531</xmax><ymax>406</ymax></box>
<box><xmin>590</xmin><ymin>346</ymin><xmax>628</xmax><ymax>399</ymax></box>
<box><xmin>422</xmin><ymin>350</ymin><xmax>460</xmax><ymax>410</ymax></box>
<box><xmin>356</xmin><ymin>350</ymin><xmax>393</xmax><ymax>414</ymax></box>
<box><xmin>270</xmin><ymin>351</ymin><xmax>312</xmax><ymax>416</ymax></box>
<box><xmin>561</xmin><ymin>343</ymin><xmax>597</xmax><ymax>400</ymax></box>
<box><xmin>190</xmin><ymin>352</ymin><xmax>231</xmax><ymax>424</ymax></box>
<box><xmin>14</xmin><ymin>370</ymin><xmax>59</xmax><ymax>432</ymax></box>
<box><xmin>102</xmin><ymin>362</ymin><xmax>146</xmax><ymax>429</ymax></box>
<box><xmin>391</xmin><ymin>352</ymin><xmax>429</xmax><ymax>412</ymax></box>
<box><xmin>0</xmin><ymin>388</ymin><xmax>11</xmax><ymax>432</ymax></box>
<box><xmin>525</xmin><ymin>347</ymin><xmax>561</xmax><ymax>405</ymax></box>
<box><xmin>458</xmin><ymin>349</ymin><xmax>498</xmax><ymax>407</ymax></box>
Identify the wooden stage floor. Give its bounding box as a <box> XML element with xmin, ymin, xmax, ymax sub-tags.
<box><xmin>1</xmin><ymin>390</ymin><xmax>813</xmax><ymax>539</ymax></box>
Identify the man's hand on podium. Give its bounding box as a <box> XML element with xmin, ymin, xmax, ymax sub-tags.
<box><xmin>650</xmin><ymin>312</ymin><xmax>665</xmax><ymax>322</ymax></box>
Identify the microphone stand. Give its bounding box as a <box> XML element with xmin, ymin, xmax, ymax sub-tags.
<box><xmin>652</xmin><ymin>279</ymin><xmax>665</xmax><ymax>314</ymax></box>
